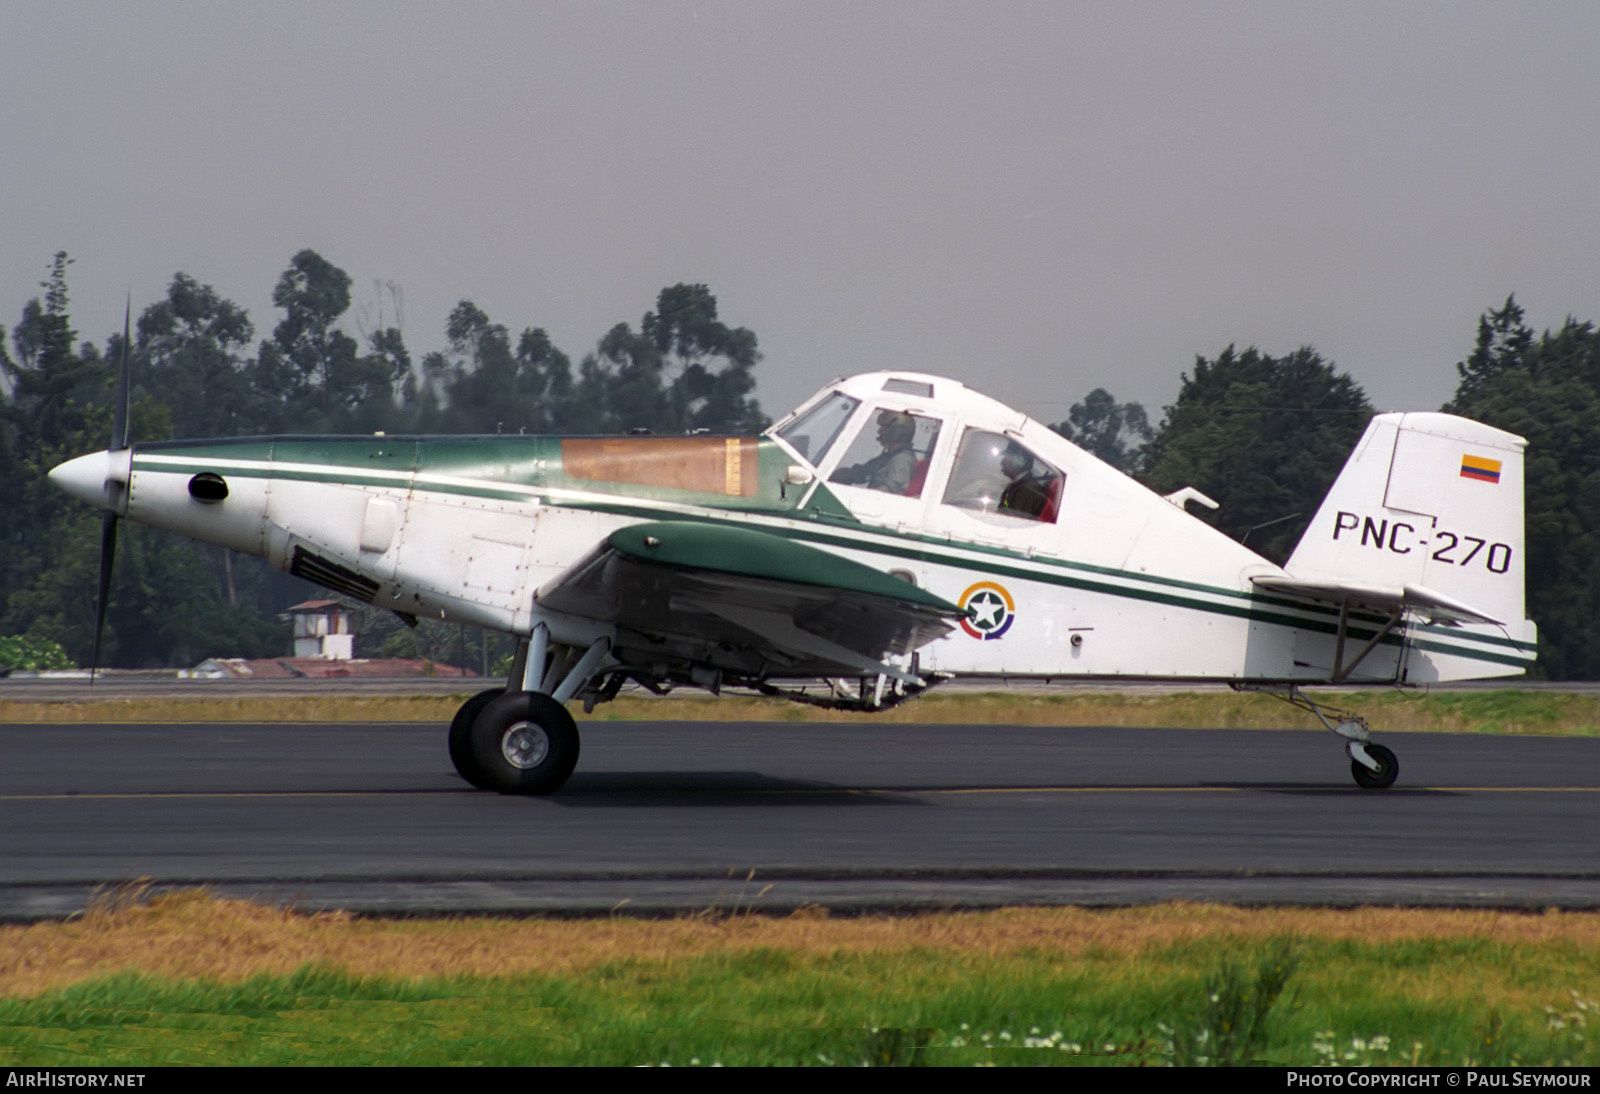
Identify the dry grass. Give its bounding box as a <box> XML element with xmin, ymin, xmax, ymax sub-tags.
<box><xmin>4</xmin><ymin>688</ymin><xmax>1596</xmax><ymax>736</ymax></box>
<box><xmin>4</xmin><ymin>888</ymin><xmax>1597</xmax><ymax>1000</ymax></box>
<box><xmin>0</xmin><ymin>696</ymin><xmax>460</xmax><ymax>725</ymax></box>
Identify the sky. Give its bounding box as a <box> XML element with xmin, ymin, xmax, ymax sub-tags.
<box><xmin>4</xmin><ymin>1</ymin><xmax>1597</xmax><ymax>427</ymax></box>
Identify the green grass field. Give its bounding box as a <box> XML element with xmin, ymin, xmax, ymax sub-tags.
<box><xmin>2</xmin><ymin>895</ymin><xmax>1598</xmax><ymax>1066</ymax></box>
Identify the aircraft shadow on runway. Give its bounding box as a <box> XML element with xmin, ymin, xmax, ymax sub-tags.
<box><xmin>537</xmin><ymin>770</ymin><xmax>919</xmax><ymax>807</ymax></box>
<box><xmin>509</xmin><ymin>773</ymin><xmax>1469</xmax><ymax>805</ymax></box>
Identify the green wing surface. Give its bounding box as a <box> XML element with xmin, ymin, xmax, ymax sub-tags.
<box><xmin>536</xmin><ymin>521</ymin><xmax>961</xmax><ymax>681</ymax></box>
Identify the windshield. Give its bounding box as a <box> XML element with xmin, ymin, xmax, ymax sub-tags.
<box><xmin>775</xmin><ymin>392</ymin><xmax>860</xmax><ymax>467</ymax></box>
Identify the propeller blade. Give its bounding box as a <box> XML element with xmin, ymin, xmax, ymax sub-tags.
<box><xmin>93</xmin><ymin>297</ymin><xmax>133</xmax><ymax>683</ymax></box>
<box><xmin>90</xmin><ymin>510</ymin><xmax>118</xmax><ymax>684</ymax></box>
<box><xmin>111</xmin><ymin>297</ymin><xmax>131</xmax><ymax>452</ymax></box>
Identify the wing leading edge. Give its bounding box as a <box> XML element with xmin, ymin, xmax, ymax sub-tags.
<box><xmin>535</xmin><ymin>521</ymin><xmax>962</xmax><ymax>682</ymax></box>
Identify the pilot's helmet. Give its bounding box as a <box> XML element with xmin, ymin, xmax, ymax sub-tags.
<box><xmin>1001</xmin><ymin>441</ymin><xmax>1034</xmax><ymax>476</ymax></box>
<box><xmin>876</xmin><ymin>411</ymin><xmax>916</xmax><ymax>447</ymax></box>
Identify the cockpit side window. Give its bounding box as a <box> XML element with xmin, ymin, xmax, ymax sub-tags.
<box><xmin>829</xmin><ymin>409</ymin><xmax>943</xmax><ymax>498</ymax></box>
<box><xmin>775</xmin><ymin>392</ymin><xmax>859</xmax><ymax>467</ymax></box>
<box><xmin>941</xmin><ymin>429</ymin><xmax>1064</xmax><ymax>523</ymax></box>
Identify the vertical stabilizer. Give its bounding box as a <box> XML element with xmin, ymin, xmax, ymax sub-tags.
<box><xmin>1285</xmin><ymin>412</ymin><xmax>1528</xmax><ymax>627</ymax></box>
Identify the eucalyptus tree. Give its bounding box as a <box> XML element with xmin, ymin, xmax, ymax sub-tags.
<box><xmin>137</xmin><ymin>273</ymin><xmax>258</xmax><ymax>438</ymax></box>
<box><xmin>1139</xmin><ymin>345</ymin><xmax>1373</xmax><ymax>565</ymax></box>
<box><xmin>576</xmin><ymin>283</ymin><xmax>766</xmax><ymax>435</ymax></box>
<box><xmin>260</xmin><ymin>249</ymin><xmax>393</xmax><ymax>431</ymax></box>
<box><xmin>1049</xmin><ymin>388</ymin><xmax>1152</xmax><ymax>474</ymax></box>
<box><xmin>1446</xmin><ymin>297</ymin><xmax>1600</xmax><ymax>679</ymax></box>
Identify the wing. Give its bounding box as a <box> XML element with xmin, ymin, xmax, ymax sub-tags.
<box><xmin>535</xmin><ymin>521</ymin><xmax>961</xmax><ymax>683</ymax></box>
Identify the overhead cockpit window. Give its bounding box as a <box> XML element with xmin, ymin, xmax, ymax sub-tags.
<box><xmin>941</xmin><ymin>429</ymin><xmax>1064</xmax><ymax>523</ymax></box>
<box><xmin>775</xmin><ymin>392</ymin><xmax>859</xmax><ymax>467</ymax></box>
<box><xmin>829</xmin><ymin>410</ymin><xmax>942</xmax><ymax>498</ymax></box>
<box><xmin>881</xmin><ymin>378</ymin><xmax>934</xmax><ymax>398</ymax></box>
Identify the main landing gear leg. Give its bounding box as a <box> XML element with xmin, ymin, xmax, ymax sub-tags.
<box><xmin>447</xmin><ymin>626</ymin><xmax>611</xmax><ymax>795</ymax></box>
<box><xmin>1247</xmin><ymin>685</ymin><xmax>1399</xmax><ymax>790</ymax></box>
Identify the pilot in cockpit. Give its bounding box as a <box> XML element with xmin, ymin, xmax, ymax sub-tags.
<box><xmin>997</xmin><ymin>441</ymin><xmax>1052</xmax><ymax>519</ymax></box>
<box><xmin>831</xmin><ymin>410</ymin><xmax>918</xmax><ymax>494</ymax></box>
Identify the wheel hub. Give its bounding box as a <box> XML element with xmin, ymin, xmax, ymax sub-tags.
<box><xmin>502</xmin><ymin>720</ymin><xmax>550</xmax><ymax>769</ymax></box>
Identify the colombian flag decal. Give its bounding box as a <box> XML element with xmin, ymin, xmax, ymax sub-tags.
<box><xmin>1460</xmin><ymin>454</ymin><xmax>1502</xmax><ymax>483</ymax></box>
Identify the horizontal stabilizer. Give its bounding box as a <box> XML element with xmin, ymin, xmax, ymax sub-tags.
<box><xmin>1250</xmin><ymin>576</ymin><xmax>1503</xmax><ymax>625</ymax></box>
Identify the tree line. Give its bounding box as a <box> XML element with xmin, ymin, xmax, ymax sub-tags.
<box><xmin>0</xmin><ymin>251</ymin><xmax>764</xmax><ymax>670</ymax></box>
<box><xmin>3</xmin><ymin>250</ymin><xmax>1595</xmax><ymax>678</ymax></box>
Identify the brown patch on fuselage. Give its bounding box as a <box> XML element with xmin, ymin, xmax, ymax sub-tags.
<box><xmin>562</xmin><ymin>436</ymin><xmax>759</xmax><ymax>496</ymax></box>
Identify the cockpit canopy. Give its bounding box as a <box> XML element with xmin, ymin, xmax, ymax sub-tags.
<box><xmin>770</xmin><ymin>371</ymin><xmax>1065</xmax><ymax>526</ymax></box>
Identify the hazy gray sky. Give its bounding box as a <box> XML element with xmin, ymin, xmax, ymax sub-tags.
<box><xmin>5</xmin><ymin>1</ymin><xmax>1597</xmax><ymax>426</ymax></box>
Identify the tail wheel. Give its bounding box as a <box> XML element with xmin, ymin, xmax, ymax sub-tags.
<box><xmin>468</xmin><ymin>691</ymin><xmax>580</xmax><ymax>795</ymax></box>
<box><xmin>448</xmin><ymin>687</ymin><xmax>506</xmax><ymax>788</ymax></box>
<box><xmin>1350</xmin><ymin>743</ymin><xmax>1399</xmax><ymax>790</ymax></box>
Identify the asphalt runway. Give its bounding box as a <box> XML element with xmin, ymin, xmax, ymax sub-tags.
<box><xmin>3</xmin><ymin>718</ymin><xmax>1599</xmax><ymax>918</ymax></box>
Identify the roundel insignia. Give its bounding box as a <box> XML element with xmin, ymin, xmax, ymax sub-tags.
<box><xmin>958</xmin><ymin>581</ymin><xmax>1015</xmax><ymax>640</ymax></box>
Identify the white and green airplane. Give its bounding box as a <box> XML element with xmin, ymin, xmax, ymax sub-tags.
<box><xmin>50</xmin><ymin>368</ymin><xmax>1535</xmax><ymax>793</ymax></box>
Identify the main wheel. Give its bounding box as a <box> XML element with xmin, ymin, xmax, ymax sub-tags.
<box><xmin>448</xmin><ymin>687</ymin><xmax>506</xmax><ymax>788</ymax></box>
<box><xmin>467</xmin><ymin>691</ymin><xmax>580</xmax><ymax>795</ymax></box>
<box><xmin>1350</xmin><ymin>743</ymin><xmax>1399</xmax><ymax>790</ymax></box>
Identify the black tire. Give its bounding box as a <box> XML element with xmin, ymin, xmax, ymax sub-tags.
<box><xmin>1351</xmin><ymin>743</ymin><xmax>1399</xmax><ymax>790</ymax></box>
<box><xmin>448</xmin><ymin>687</ymin><xmax>506</xmax><ymax>788</ymax></box>
<box><xmin>467</xmin><ymin>691</ymin><xmax>580</xmax><ymax>795</ymax></box>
